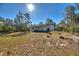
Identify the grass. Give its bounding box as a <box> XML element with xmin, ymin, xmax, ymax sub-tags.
<box><xmin>0</xmin><ymin>32</ymin><xmax>29</xmax><ymax>55</ymax></box>
<box><xmin>0</xmin><ymin>31</ymin><xmax>79</xmax><ymax>56</ymax></box>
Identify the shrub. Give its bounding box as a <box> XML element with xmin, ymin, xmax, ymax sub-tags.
<box><xmin>2</xmin><ymin>26</ymin><xmax>16</xmax><ymax>32</ymax></box>
<box><xmin>75</xmin><ymin>26</ymin><xmax>79</xmax><ymax>33</ymax></box>
<box><xmin>0</xmin><ymin>25</ymin><xmax>4</xmax><ymax>32</ymax></box>
<box><xmin>55</xmin><ymin>27</ymin><xmax>64</xmax><ymax>31</ymax></box>
<box><xmin>21</xmin><ymin>26</ymin><xmax>29</xmax><ymax>32</ymax></box>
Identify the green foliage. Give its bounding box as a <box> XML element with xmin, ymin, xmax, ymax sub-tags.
<box><xmin>64</xmin><ymin>26</ymin><xmax>70</xmax><ymax>32</ymax></box>
<box><xmin>1</xmin><ymin>25</ymin><xmax>16</xmax><ymax>32</ymax></box>
<box><xmin>46</xmin><ymin>18</ymin><xmax>53</xmax><ymax>25</ymax></box>
<box><xmin>2</xmin><ymin>26</ymin><xmax>9</xmax><ymax>32</ymax></box>
<box><xmin>65</xmin><ymin>5</ymin><xmax>76</xmax><ymax>34</ymax></box>
<box><xmin>39</xmin><ymin>22</ymin><xmax>43</xmax><ymax>26</ymax></box>
<box><xmin>21</xmin><ymin>25</ymin><xmax>29</xmax><ymax>32</ymax></box>
<box><xmin>0</xmin><ymin>11</ymin><xmax>31</xmax><ymax>32</ymax></box>
<box><xmin>55</xmin><ymin>24</ymin><xmax>70</xmax><ymax>32</ymax></box>
<box><xmin>0</xmin><ymin>25</ymin><xmax>4</xmax><ymax>32</ymax></box>
<box><xmin>8</xmin><ymin>26</ymin><xmax>16</xmax><ymax>32</ymax></box>
<box><xmin>56</xmin><ymin>5</ymin><xmax>77</xmax><ymax>34</ymax></box>
<box><xmin>55</xmin><ymin>26</ymin><xmax>64</xmax><ymax>31</ymax></box>
<box><xmin>14</xmin><ymin>11</ymin><xmax>31</xmax><ymax>32</ymax></box>
<box><xmin>74</xmin><ymin>26</ymin><xmax>79</xmax><ymax>33</ymax></box>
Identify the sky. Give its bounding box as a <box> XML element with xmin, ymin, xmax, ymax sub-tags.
<box><xmin>0</xmin><ymin>3</ymin><xmax>75</xmax><ymax>24</ymax></box>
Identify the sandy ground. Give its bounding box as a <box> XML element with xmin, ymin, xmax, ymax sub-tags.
<box><xmin>0</xmin><ymin>31</ymin><xmax>79</xmax><ymax>56</ymax></box>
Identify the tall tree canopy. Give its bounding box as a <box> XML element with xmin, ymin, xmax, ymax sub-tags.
<box><xmin>46</xmin><ymin>18</ymin><xmax>53</xmax><ymax>25</ymax></box>
<box><xmin>64</xmin><ymin>5</ymin><xmax>76</xmax><ymax>34</ymax></box>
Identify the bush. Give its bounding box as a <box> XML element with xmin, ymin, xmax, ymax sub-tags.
<box><xmin>2</xmin><ymin>26</ymin><xmax>10</xmax><ymax>32</ymax></box>
<box><xmin>1</xmin><ymin>26</ymin><xmax>16</xmax><ymax>32</ymax></box>
<box><xmin>21</xmin><ymin>26</ymin><xmax>29</xmax><ymax>32</ymax></box>
<box><xmin>55</xmin><ymin>26</ymin><xmax>70</xmax><ymax>32</ymax></box>
<box><xmin>8</xmin><ymin>26</ymin><xmax>16</xmax><ymax>32</ymax></box>
<box><xmin>0</xmin><ymin>25</ymin><xmax>4</xmax><ymax>32</ymax></box>
<box><xmin>55</xmin><ymin>27</ymin><xmax>64</xmax><ymax>31</ymax></box>
<box><xmin>75</xmin><ymin>26</ymin><xmax>79</xmax><ymax>33</ymax></box>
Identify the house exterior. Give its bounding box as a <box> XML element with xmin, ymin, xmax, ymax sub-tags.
<box><xmin>0</xmin><ymin>21</ymin><xmax>4</xmax><ymax>26</ymax></box>
<box><xmin>30</xmin><ymin>24</ymin><xmax>54</xmax><ymax>32</ymax></box>
<box><xmin>0</xmin><ymin>20</ymin><xmax>4</xmax><ymax>26</ymax></box>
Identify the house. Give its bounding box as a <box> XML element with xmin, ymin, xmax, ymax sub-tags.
<box><xmin>30</xmin><ymin>24</ymin><xmax>54</xmax><ymax>32</ymax></box>
<box><xmin>0</xmin><ymin>19</ymin><xmax>4</xmax><ymax>26</ymax></box>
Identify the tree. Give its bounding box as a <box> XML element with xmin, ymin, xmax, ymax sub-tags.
<box><xmin>0</xmin><ymin>11</ymin><xmax>31</xmax><ymax>32</ymax></box>
<box><xmin>23</xmin><ymin>12</ymin><xmax>31</xmax><ymax>31</ymax></box>
<box><xmin>74</xmin><ymin>4</ymin><xmax>79</xmax><ymax>25</ymax></box>
<box><xmin>65</xmin><ymin>5</ymin><xmax>76</xmax><ymax>34</ymax></box>
<box><xmin>0</xmin><ymin>17</ymin><xmax>5</xmax><ymax>32</ymax></box>
<box><xmin>46</xmin><ymin>18</ymin><xmax>53</xmax><ymax>25</ymax></box>
<box><xmin>39</xmin><ymin>22</ymin><xmax>43</xmax><ymax>26</ymax></box>
<box><xmin>5</xmin><ymin>18</ymin><xmax>13</xmax><ymax>26</ymax></box>
<box><xmin>59</xmin><ymin>19</ymin><xmax>66</xmax><ymax>27</ymax></box>
<box><xmin>14</xmin><ymin>11</ymin><xmax>23</xmax><ymax>31</ymax></box>
<box><xmin>56</xmin><ymin>19</ymin><xmax>66</xmax><ymax>31</ymax></box>
<box><xmin>53</xmin><ymin>22</ymin><xmax>56</xmax><ymax>30</ymax></box>
<box><xmin>46</xmin><ymin>18</ymin><xmax>56</xmax><ymax>31</ymax></box>
<box><xmin>14</xmin><ymin>11</ymin><xmax>31</xmax><ymax>32</ymax></box>
<box><xmin>22</xmin><ymin>12</ymin><xmax>31</xmax><ymax>26</ymax></box>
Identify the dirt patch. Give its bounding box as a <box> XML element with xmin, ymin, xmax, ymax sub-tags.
<box><xmin>0</xmin><ymin>31</ymin><xmax>79</xmax><ymax>56</ymax></box>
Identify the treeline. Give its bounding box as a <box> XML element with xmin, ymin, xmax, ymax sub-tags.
<box><xmin>56</xmin><ymin>4</ymin><xmax>79</xmax><ymax>34</ymax></box>
<box><xmin>0</xmin><ymin>11</ymin><xmax>56</xmax><ymax>33</ymax></box>
<box><xmin>36</xmin><ymin>18</ymin><xmax>56</xmax><ymax>27</ymax></box>
<box><xmin>2</xmin><ymin>4</ymin><xmax>79</xmax><ymax>34</ymax></box>
<box><xmin>0</xmin><ymin>11</ymin><xmax>31</xmax><ymax>32</ymax></box>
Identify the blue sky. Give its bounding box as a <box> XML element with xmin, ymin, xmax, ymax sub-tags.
<box><xmin>0</xmin><ymin>3</ymin><xmax>75</xmax><ymax>24</ymax></box>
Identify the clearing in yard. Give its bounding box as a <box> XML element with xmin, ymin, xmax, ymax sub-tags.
<box><xmin>0</xmin><ymin>31</ymin><xmax>79</xmax><ymax>56</ymax></box>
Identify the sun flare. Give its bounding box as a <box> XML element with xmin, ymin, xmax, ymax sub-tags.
<box><xmin>27</xmin><ymin>4</ymin><xmax>34</xmax><ymax>12</ymax></box>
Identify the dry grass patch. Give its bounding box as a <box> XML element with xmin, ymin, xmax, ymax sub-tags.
<box><xmin>0</xmin><ymin>31</ymin><xmax>79</xmax><ymax>55</ymax></box>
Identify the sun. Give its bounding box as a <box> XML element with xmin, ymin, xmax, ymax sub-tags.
<box><xmin>27</xmin><ymin>4</ymin><xmax>34</xmax><ymax>12</ymax></box>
